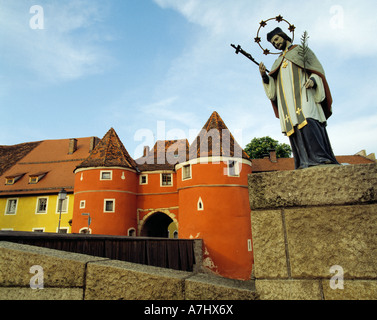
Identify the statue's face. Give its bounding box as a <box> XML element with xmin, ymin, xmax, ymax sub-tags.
<box><xmin>271</xmin><ymin>35</ymin><xmax>286</xmax><ymax>51</ymax></box>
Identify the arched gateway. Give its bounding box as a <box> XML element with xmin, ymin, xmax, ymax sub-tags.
<box><xmin>140</xmin><ymin>212</ymin><xmax>174</xmax><ymax>238</ymax></box>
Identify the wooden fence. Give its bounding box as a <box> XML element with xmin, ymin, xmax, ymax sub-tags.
<box><xmin>0</xmin><ymin>231</ymin><xmax>199</xmax><ymax>272</ymax></box>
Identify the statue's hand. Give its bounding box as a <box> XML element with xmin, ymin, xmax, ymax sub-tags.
<box><xmin>304</xmin><ymin>78</ymin><xmax>315</xmax><ymax>89</ymax></box>
<box><xmin>259</xmin><ymin>62</ymin><xmax>267</xmax><ymax>77</ymax></box>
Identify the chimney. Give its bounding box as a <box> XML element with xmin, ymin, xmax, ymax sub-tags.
<box><xmin>89</xmin><ymin>137</ymin><xmax>100</xmax><ymax>152</ymax></box>
<box><xmin>143</xmin><ymin>146</ymin><xmax>150</xmax><ymax>157</ymax></box>
<box><xmin>68</xmin><ymin>138</ymin><xmax>78</xmax><ymax>155</ymax></box>
<box><xmin>269</xmin><ymin>149</ymin><xmax>277</xmax><ymax>163</ymax></box>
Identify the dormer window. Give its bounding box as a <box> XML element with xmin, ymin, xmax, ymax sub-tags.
<box><xmin>29</xmin><ymin>177</ymin><xmax>38</xmax><ymax>184</ymax></box>
<box><xmin>29</xmin><ymin>172</ymin><xmax>48</xmax><ymax>184</ymax></box>
<box><xmin>5</xmin><ymin>173</ymin><xmax>25</xmax><ymax>185</ymax></box>
<box><xmin>5</xmin><ymin>178</ymin><xmax>15</xmax><ymax>185</ymax></box>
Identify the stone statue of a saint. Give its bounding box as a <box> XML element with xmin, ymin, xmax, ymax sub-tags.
<box><xmin>259</xmin><ymin>27</ymin><xmax>339</xmax><ymax>169</ymax></box>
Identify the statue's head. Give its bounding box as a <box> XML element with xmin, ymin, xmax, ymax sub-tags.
<box><xmin>267</xmin><ymin>27</ymin><xmax>292</xmax><ymax>51</ymax></box>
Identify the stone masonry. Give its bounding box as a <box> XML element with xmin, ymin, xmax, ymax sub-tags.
<box><xmin>0</xmin><ymin>241</ymin><xmax>257</xmax><ymax>300</ymax></box>
<box><xmin>249</xmin><ymin>163</ymin><xmax>377</xmax><ymax>300</ymax></box>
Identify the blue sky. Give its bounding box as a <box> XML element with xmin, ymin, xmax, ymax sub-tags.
<box><xmin>1</xmin><ymin>0</ymin><xmax>376</xmax><ymax>159</ymax></box>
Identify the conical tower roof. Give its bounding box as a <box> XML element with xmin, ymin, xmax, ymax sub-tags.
<box><xmin>76</xmin><ymin>128</ymin><xmax>137</xmax><ymax>170</ymax></box>
<box><xmin>189</xmin><ymin>111</ymin><xmax>250</xmax><ymax>160</ymax></box>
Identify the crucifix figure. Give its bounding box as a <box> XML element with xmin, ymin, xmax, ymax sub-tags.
<box><xmin>259</xmin><ymin>27</ymin><xmax>339</xmax><ymax>169</ymax></box>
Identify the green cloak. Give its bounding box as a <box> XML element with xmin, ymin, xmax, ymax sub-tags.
<box><xmin>268</xmin><ymin>45</ymin><xmax>333</xmax><ymax>120</ymax></box>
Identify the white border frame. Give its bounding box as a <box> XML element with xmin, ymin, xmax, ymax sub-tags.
<box><xmin>103</xmin><ymin>199</ymin><xmax>116</xmax><ymax>213</ymax></box>
<box><xmin>4</xmin><ymin>198</ymin><xmax>19</xmax><ymax>215</ymax></box>
<box><xmin>100</xmin><ymin>170</ymin><xmax>113</xmax><ymax>181</ymax></box>
<box><xmin>160</xmin><ymin>173</ymin><xmax>173</xmax><ymax>187</ymax></box>
<box><xmin>56</xmin><ymin>196</ymin><xmax>69</xmax><ymax>214</ymax></box>
<box><xmin>79</xmin><ymin>200</ymin><xmax>86</xmax><ymax>209</ymax></box>
<box><xmin>181</xmin><ymin>164</ymin><xmax>192</xmax><ymax>181</ymax></box>
<box><xmin>35</xmin><ymin>197</ymin><xmax>49</xmax><ymax>215</ymax></box>
<box><xmin>197</xmin><ymin>197</ymin><xmax>204</xmax><ymax>211</ymax></box>
<box><xmin>139</xmin><ymin>174</ymin><xmax>148</xmax><ymax>185</ymax></box>
<box><xmin>227</xmin><ymin>160</ymin><xmax>240</xmax><ymax>177</ymax></box>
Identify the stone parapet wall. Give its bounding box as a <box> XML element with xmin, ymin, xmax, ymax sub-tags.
<box><xmin>0</xmin><ymin>241</ymin><xmax>257</xmax><ymax>300</ymax></box>
<box><xmin>249</xmin><ymin>164</ymin><xmax>377</xmax><ymax>300</ymax></box>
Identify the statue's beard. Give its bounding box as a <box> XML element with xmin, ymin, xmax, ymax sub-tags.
<box><xmin>274</xmin><ymin>40</ymin><xmax>287</xmax><ymax>51</ymax></box>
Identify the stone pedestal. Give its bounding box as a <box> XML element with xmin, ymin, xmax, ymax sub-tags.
<box><xmin>248</xmin><ymin>163</ymin><xmax>377</xmax><ymax>300</ymax></box>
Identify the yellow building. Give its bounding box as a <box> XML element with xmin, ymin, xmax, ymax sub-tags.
<box><xmin>0</xmin><ymin>137</ymin><xmax>98</xmax><ymax>233</ymax></box>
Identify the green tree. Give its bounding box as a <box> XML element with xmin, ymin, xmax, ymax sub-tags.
<box><xmin>244</xmin><ymin>136</ymin><xmax>292</xmax><ymax>159</ymax></box>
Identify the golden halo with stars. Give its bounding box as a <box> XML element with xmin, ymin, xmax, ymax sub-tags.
<box><xmin>254</xmin><ymin>15</ymin><xmax>296</xmax><ymax>55</ymax></box>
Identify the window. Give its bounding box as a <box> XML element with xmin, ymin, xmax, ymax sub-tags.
<box><xmin>248</xmin><ymin>239</ymin><xmax>253</xmax><ymax>252</ymax></box>
<box><xmin>228</xmin><ymin>160</ymin><xmax>239</xmax><ymax>177</ymax></box>
<box><xmin>100</xmin><ymin>171</ymin><xmax>112</xmax><ymax>180</ymax></box>
<box><xmin>104</xmin><ymin>199</ymin><xmax>115</xmax><ymax>213</ymax></box>
<box><xmin>28</xmin><ymin>172</ymin><xmax>47</xmax><ymax>184</ymax></box>
<box><xmin>182</xmin><ymin>165</ymin><xmax>191</xmax><ymax>180</ymax></box>
<box><xmin>36</xmin><ymin>197</ymin><xmax>48</xmax><ymax>214</ymax></box>
<box><xmin>79</xmin><ymin>227</ymin><xmax>91</xmax><ymax>234</ymax></box>
<box><xmin>5</xmin><ymin>174</ymin><xmax>24</xmax><ymax>185</ymax></box>
<box><xmin>57</xmin><ymin>228</ymin><xmax>69</xmax><ymax>234</ymax></box>
<box><xmin>161</xmin><ymin>173</ymin><xmax>172</xmax><ymax>186</ymax></box>
<box><xmin>128</xmin><ymin>228</ymin><xmax>136</xmax><ymax>237</ymax></box>
<box><xmin>5</xmin><ymin>199</ymin><xmax>18</xmax><ymax>215</ymax></box>
<box><xmin>140</xmin><ymin>175</ymin><xmax>148</xmax><ymax>185</ymax></box>
<box><xmin>29</xmin><ymin>177</ymin><xmax>38</xmax><ymax>184</ymax></box>
<box><xmin>80</xmin><ymin>200</ymin><xmax>86</xmax><ymax>209</ymax></box>
<box><xmin>197</xmin><ymin>197</ymin><xmax>204</xmax><ymax>211</ymax></box>
<box><xmin>33</xmin><ymin>228</ymin><xmax>45</xmax><ymax>233</ymax></box>
<box><xmin>56</xmin><ymin>197</ymin><xmax>69</xmax><ymax>213</ymax></box>
<box><xmin>5</xmin><ymin>178</ymin><xmax>15</xmax><ymax>185</ymax></box>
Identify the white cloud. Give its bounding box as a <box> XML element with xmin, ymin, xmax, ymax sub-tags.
<box><xmin>151</xmin><ymin>0</ymin><xmax>377</xmax><ymax>155</ymax></box>
<box><xmin>154</xmin><ymin>0</ymin><xmax>376</xmax><ymax>57</ymax></box>
<box><xmin>329</xmin><ymin>114</ymin><xmax>377</xmax><ymax>155</ymax></box>
<box><xmin>0</xmin><ymin>0</ymin><xmax>112</xmax><ymax>82</ymax></box>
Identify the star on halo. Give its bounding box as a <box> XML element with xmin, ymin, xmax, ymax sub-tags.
<box><xmin>259</xmin><ymin>20</ymin><xmax>267</xmax><ymax>28</ymax></box>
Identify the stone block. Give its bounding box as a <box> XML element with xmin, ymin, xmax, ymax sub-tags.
<box><xmin>250</xmin><ymin>210</ymin><xmax>288</xmax><ymax>279</ymax></box>
<box><xmin>0</xmin><ymin>288</ymin><xmax>83</xmax><ymax>300</ymax></box>
<box><xmin>285</xmin><ymin>205</ymin><xmax>377</xmax><ymax>279</ymax></box>
<box><xmin>249</xmin><ymin>164</ymin><xmax>377</xmax><ymax>210</ymax></box>
<box><xmin>255</xmin><ymin>280</ymin><xmax>322</xmax><ymax>300</ymax></box>
<box><xmin>322</xmin><ymin>280</ymin><xmax>377</xmax><ymax>300</ymax></box>
<box><xmin>0</xmin><ymin>242</ymin><xmax>105</xmax><ymax>288</ymax></box>
<box><xmin>85</xmin><ymin>259</ymin><xmax>191</xmax><ymax>300</ymax></box>
<box><xmin>185</xmin><ymin>274</ymin><xmax>258</xmax><ymax>300</ymax></box>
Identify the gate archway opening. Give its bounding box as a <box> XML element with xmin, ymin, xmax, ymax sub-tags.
<box><xmin>140</xmin><ymin>212</ymin><xmax>175</xmax><ymax>238</ymax></box>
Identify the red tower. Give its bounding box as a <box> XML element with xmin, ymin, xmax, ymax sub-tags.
<box><xmin>177</xmin><ymin>112</ymin><xmax>253</xmax><ymax>280</ymax></box>
<box><xmin>72</xmin><ymin>128</ymin><xmax>138</xmax><ymax>235</ymax></box>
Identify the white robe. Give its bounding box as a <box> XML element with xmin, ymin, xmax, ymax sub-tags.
<box><xmin>263</xmin><ymin>57</ymin><xmax>327</xmax><ymax>136</ymax></box>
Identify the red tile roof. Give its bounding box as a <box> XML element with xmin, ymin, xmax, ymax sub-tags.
<box><xmin>190</xmin><ymin>111</ymin><xmax>250</xmax><ymax>160</ymax></box>
<box><xmin>136</xmin><ymin>139</ymin><xmax>189</xmax><ymax>171</ymax></box>
<box><xmin>252</xmin><ymin>157</ymin><xmax>295</xmax><ymax>172</ymax></box>
<box><xmin>251</xmin><ymin>154</ymin><xmax>375</xmax><ymax>173</ymax></box>
<box><xmin>0</xmin><ymin>137</ymin><xmax>95</xmax><ymax>196</ymax></box>
<box><xmin>76</xmin><ymin>128</ymin><xmax>137</xmax><ymax>171</ymax></box>
<box><xmin>0</xmin><ymin>142</ymin><xmax>41</xmax><ymax>176</ymax></box>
